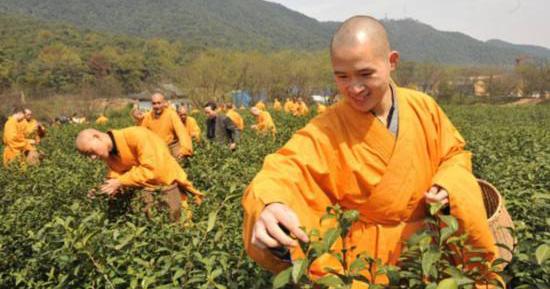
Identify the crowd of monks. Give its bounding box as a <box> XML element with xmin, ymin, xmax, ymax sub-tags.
<box><xmin>1</xmin><ymin>15</ymin><xmax>501</xmax><ymax>288</ymax></box>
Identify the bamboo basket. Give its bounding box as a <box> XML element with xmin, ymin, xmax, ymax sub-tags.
<box><xmin>478</xmin><ymin>179</ymin><xmax>516</xmax><ymax>264</ymax></box>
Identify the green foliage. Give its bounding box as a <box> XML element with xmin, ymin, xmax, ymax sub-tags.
<box><xmin>0</xmin><ymin>104</ymin><xmax>548</xmax><ymax>289</ymax></box>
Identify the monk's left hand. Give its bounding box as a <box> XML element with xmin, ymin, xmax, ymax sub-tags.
<box><xmin>425</xmin><ymin>185</ymin><xmax>449</xmax><ymax>206</ymax></box>
<box><xmin>101</xmin><ymin>179</ymin><xmax>122</xmax><ymax>196</ymax></box>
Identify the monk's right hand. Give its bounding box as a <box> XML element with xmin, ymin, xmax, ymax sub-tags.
<box><xmin>251</xmin><ymin>203</ymin><xmax>309</xmax><ymax>250</ymax></box>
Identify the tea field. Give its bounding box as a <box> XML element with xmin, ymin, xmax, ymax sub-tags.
<box><xmin>0</xmin><ymin>104</ymin><xmax>548</xmax><ymax>288</ymax></box>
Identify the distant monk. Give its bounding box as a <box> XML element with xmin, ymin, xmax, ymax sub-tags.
<box><xmin>95</xmin><ymin>114</ymin><xmax>109</xmax><ymax>125</ymax></box>
<box><xmin>177</xmin><ymin>105</ymin><xmax>201</xmax><ymax>143</ymax></box>
<box><xmin>255</xmin><ymin>100</ymin><xmax>266</xmax><ymax>111</ymax></box>
<box><xmin>250</xmin><ymin>107</ymin><xmax>276</xmax><ymax>135</ymax></box>
<box><xmin>23</xmin><ymin>108</ymin><xmax>46</xmax><ymax>144</ymax></box>
<box><xmin>226</xmin><ymin>103</ymin><xmax>245</xmax><ymax>131</ymax></box>
<box><xmin>2</xmin><ymin>106</ymin><xmax>39</xmax><ymax>167</ymax></box>
<box><xmin>203</xmin><ymin>101</ymin><xmax>239</xmax><ymax>150</ymax></box>
<box><xmin>293</xmin><ymin>97</ymin><xmax>309</xmax><ymax>116</ymax></box>
<box><xmin>242</xmin><ymin>15</ymin><xmax>498</xmax><ymax>287</ymax></box>
<box><xmin>134</xmin><ymin>92</ymin><xmax>193</xmax><ymax>159</ymax></box>
<box><xmin>75</xmin><ymin>127</ymin><xmax>203</xmax><ymax>222</ymax></box>
<box><xmin>273</xmin><ymin>98</ymin><xmax>282</xmax><ymax>111</ymax></box>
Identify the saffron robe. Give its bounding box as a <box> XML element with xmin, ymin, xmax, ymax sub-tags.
<box><xmin>106</xmin><ymin>127</ymin><xmax>202</xmax><ymax>199</ymax></box>
<box><xmin>95</xmin><ymin>115</ymin><xmax>109</xmax><ymax>125</ymax></box>
<box><xmin>283</xmin><ymin>100</ymin><xmax>297</xmax><ymax>114</ymax></box>
<box><xmin>255</xmin><ymin>101</ymin><xmax>266</xmax><ymax>111</ymax></box>
<box><xmin>2</xmin><ymin>117</ymin><xmax>34</xmax><ymax>166</ymax></box>
<box><xmin>184</xmin><ymin>116</ymin><xmax>202</xmax><ymax>142</ymax></box>
<box><xmin>242</xmin><ymin>86</ymin><xmax>496</xmax><ymax>281</ymax></box>
<box><xmin>254</xmin><ymin>111</ymin><xmax>276</xmax><ymax>135</ymax></box>
<box><xmin>317</xmin><ymin>104</ymin><xmax>327</xmax><ymax>114</ymax></box>
<box><xmin>273</xmin><ymin>100</ymin><xmax>282</xmax><ymax>111</ymax></box>
<box><xmin>226</xmin><ymin>109</ymin><xmax>245</xmax><ymax>131</ymax></box>
<box><xmin>139</xmin><ymin>109</ymin><xmax>193</xmax><ymax>157</ymax></box>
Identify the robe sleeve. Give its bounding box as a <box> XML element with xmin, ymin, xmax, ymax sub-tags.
<box><xmin>171</xmin><ymin>111</ymin><xmax>193</xmax><ymax>156</ymax></box>
<box><xmin>116</xmin><ymin>138</ymin><xmax>157</xmax><ymax>187</ymax></box>
<box><xmin>242</xmin><ymin>122</ymin><xmax>335</xmax><ymax>272</ymax></box>
<box><xmin>429</xmin><ymin>103</ymin><xmax>497</xmax><ymax>260</ymax></box>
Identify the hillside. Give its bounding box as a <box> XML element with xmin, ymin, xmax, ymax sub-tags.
<box><xmin>1</xmin><ymin>0</ymin><xmax>549</xmax><ymax>65</ymax></box>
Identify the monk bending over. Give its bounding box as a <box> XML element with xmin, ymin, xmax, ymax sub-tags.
<box><xmin>76</xmin><ymin>127</ymin><xmax>203</xmax><ymax>222</ymax></box>
<box><xmin>242</xmin><ymin>16</ymin><xmax>497</xmax><ymax>287</ymax></box>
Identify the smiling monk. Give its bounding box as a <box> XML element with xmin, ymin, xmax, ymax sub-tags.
<box><xmin>242</xmin><ymin>15</ymin><xmax>497</xmax><ymax>287</ymax></box>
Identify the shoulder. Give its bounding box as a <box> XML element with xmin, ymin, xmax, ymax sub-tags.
<box><xmin>397</xmin><ymin>86</ymin><xmax>442</xmax><ymax>115</ymax></box>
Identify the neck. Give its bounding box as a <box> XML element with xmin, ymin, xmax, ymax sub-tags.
<box><xmin>371</xmin><ymin>85</ymin><xmax>393</xmax><ymax>118</ymax></box>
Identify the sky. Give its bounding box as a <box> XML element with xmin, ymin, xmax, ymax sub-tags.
<box><xmin>269</xmin><ymin>0</ymin><xmax>550</xmax><ymax>49</ymax></box>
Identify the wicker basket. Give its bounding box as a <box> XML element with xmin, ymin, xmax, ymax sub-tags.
<box><xmin>477</xmin><ymin>179</ymin><xmax>516</xmax><ymax>264</ymax></box>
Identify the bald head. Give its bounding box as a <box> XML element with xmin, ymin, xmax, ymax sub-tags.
<box><xmin>76</xmin><ymin>128</ymin><xmax>111</xmax><ymax>160</ymax></box>
<box><xmin>331</xmin><ymin>16</ymin><xmax>390</xmax><ymax>58</ymax></box>
<box><xmin>151</xmin><ymin>93</ymin><xmax>166</xmax><ymax>115</ymax></box>
<box><xmin>250</xmin><ymin>107</ymin><xmax>260</xmax><ymax>116</ymax></box>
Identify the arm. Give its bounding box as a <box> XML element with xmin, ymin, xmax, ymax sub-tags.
<box><xmin>429</xmin><ymin>102</ymin><xmax>497</xmax><ymax>261</ymax></box>
<box><xmin>171</xmin><ymin>111</ymin><xmax>193</xmax><ymax>156</ymax></box>
<box><xmin>242</xmin><ymin>123</ymin><xmax>336</xmax><ymax>272</ymax></box>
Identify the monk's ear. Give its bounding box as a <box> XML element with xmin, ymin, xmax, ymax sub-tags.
<box><xmin>388</xmin><ymin>51</ymin><xmax>400</xmax><ymax>71</ymax></box>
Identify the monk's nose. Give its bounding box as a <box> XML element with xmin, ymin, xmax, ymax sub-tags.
<box><xmin>348</xmin><ymin>82</ymin><xmax>365</xmax><ymax>95</ymax></box>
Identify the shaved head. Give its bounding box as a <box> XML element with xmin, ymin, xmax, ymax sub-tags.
<box><xmin>76</xmin><ymin>128</ymin><xmax>111</xmax><ymax>160</ymax></box>
<box><xmin>151</xmin><ymin>93</ymin><xmax>165</xmax><ymax>102</ymax></box>
<box><xmin>250</xmin><ymin>107</ymin><xmax>260</xmax><ymax>116</ymax></box>
<box><xmin>331</xmin><ymin>16</ymin><xmax>390</xmax><ymax>58</ymax></box>
<box><xmin>151</xmin><ymin>93</ymin><xmax>166</xmax><ymax>115</ymax></box>
<box><xmin>75</xmin><ymin>129</ymin><xmax>100</xmax><ymax>151</ymax></box>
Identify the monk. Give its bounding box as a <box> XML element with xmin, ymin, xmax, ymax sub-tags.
<box><xmin>134</xmin><ymin>93</ymin><xmax>193</xmax><ymax>159</ymax></box>
<box><xmin>95</xmin><ymin>114</ymin><xmax>109</xmax><ymax>125</ymax></box>
<box><xmin>177</xmin><ymin>105</ymin><xmax>201</xmax><ymax>143</ymax></box>
<box><xmin>255</xmin><ymin>100</ymin><xmax>266</xmax><ymax>111</ymax></box>
<box><xmin>226</xmin><ymin>103</ymin><xmax>245</xmax><ymax>131</ymax></box>
<box><xmin>75</xmin><ymin>127</ymin><xmax>203</xmax><ymax>222</ymax></box>
<box><xmin>204</xmin><ymin>101</ymin><xmax>239</xmax><ymax>150</ymax></box>
<box><xmin>294</xmin><ymin>97</ymin><xmax>309</xmax><ymax>116</ymax></box>
<box><xmin>273</xmin><ymin>98</ymin><xmax>282</xmax><ymax>111</ymax></box>
<box><xmin>283</xmin><ymin>98</ymin><xmax>297</xmax><ymax>114</ymax></box>
<box><xmin>2</xmin><ymin>106</ymin><xmax>39</xmax><ymax>167</ymax></box>
<box><xmin>23</xmin><ymin>109</ymin><xmax>45</xmax><ymax>144</ymax></box>
<box><xmin>242</xmin><ymin>15</ymin><xmax>497</xmax><ymax>287</ymax></box>
<box><xmin>250</xmin><ymin>107</ymin><xmax>276</xmax><ymax>135</ymax></box>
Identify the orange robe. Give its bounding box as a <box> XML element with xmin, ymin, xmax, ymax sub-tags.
<box><xmin>255</xmin><ymin>101</ymin><xmax>266</xmax><ymax>111</ymax></box>
<box><xmin>2</xmin><ymin>117</ymin><xmax>34</xmax><ymax>166</ymax></box>
<box><xmin>254</xmin><ymin>111</ymin><xmax>276</xmax><ymax>135</ymax></box>
<box><xmin>140</xmin><ymin>109</ymin><xmax>193</xmax><ymax>157</ymax></box>
<box><xmin>184</xmin><ymin>116</ymin><xmax>201</xmax><ymax>142</ymax></box>
<box><xmin>294</xmin><ymin>101</ymin><xmax>309</xmax><ymax>116</ymax></box>
<box><xmin>226</xmin><ymin>109</ymin><xmax>245</xmax><ymax>131</ymax></box>
<box><xmin>284</xmin><ymin>100</ymin><xmax>297</xmax><ymax>114</ymax></box>
<box><xmin>95</xmin><ymin>115</ymin><xmax>108</xmax><ymax>125</ymax></box>
<box><xmin>242</xmin><ymin>86</ymin><xmax>496</xmax><ymax>282</ymax></box>
<box><xmin>106</xmin><ymin>127</ymin><xmax>202</xmax><ymax>198</ymax></box>
<box><xmin>23</xmin><ymin>118</ymin><xmax>43</xmax><ymax>144</ymax></box>
<box><xmin>273</xmin><ymin>100</ymin><xmax>282</xmax><ymax>111</ymax></box>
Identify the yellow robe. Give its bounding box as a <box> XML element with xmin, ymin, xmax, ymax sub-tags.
<box><xmin>273</xmin><ymin>100</ymin><xmax>282</xmax><ymax>111</ymax></box>
<box><xmin>23</xmin><ymin>118</ymin><xmax>42</xmax><ymax>144</ymax></box>
<box><xmin>95</xmin><ymin>115</ymin><xmax>108</xmax><ymax>125</ymax></box>
<box><xmin>242</xmin><ymin>86</ymin><xmax>496</xmax><ymax>281</ymax></box>
<box><xmin>226</xmin><ymin>109</ymin><xmax>245</xmax><ymax>131</ymax></box>
<box><xmin>2</xmin><ymin>117</ymin><xmax>33</xmax><ymax>166</ymax></box>
<box><xmin>254</xmin><ymin>111</ymin><xmax>276</xmax><ymax>135</ymax></box>
<box><xmin>294</xmin><ymin>101</ymin><xmax>309</xmax><ymax>116</ymax></box>
<box><xmin>140</xmin><ymin>109</ymin><xmax>193</xmax><ymax>157</ymax></box>
<box><xmin>255</xmin><ymin>101</ymin><xmax>266</xmax><ymax>111</ymax></box>
<box><xmin>184</xmin><ymin>116</ymin><xmax>201</xmax><ymax>142</ymax></box>
<box><xmin>106</xmin><ymin>127</ymin><xmax>203</xmax><ymax>198</ymax></box>
<box><xmin>283</xmin><ymin>100</ymin><xmax>296</xmax><ymax>114</ymax></box>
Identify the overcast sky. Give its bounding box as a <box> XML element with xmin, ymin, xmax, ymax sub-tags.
<box><xmin>269</xmin><ymin>0</ymin><xmax>550</xmax><ymax>49</ymax></box>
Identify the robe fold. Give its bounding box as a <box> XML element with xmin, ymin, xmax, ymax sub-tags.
<box><xmin>273</xmin><ymin>100</ymin><xmax>282</xmax><ymax>111</ymax></box>
<box><xmin>242</xmin><ymin>86</ymin><xmax>496</xmax><ymax>284</ymax></box>
<box><xmin>140</xmin><ymin>109</ymin><xmax>193</xmax><ymax>157</ymax></box>
<box><xmin>106</xmin><ymin>127</ymin><xmax>203</xmax><ymax>199</ymax></box>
